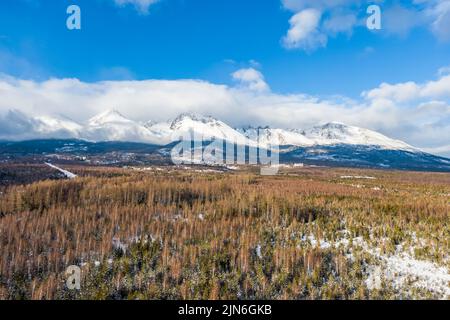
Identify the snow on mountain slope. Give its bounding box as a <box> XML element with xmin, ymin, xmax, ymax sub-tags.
<box><xmin>148</xmin><ymin>113</ymin><xmax>255</xmax><ymax>146</ymax></box>
<box><xmin>0</xmin><ymin>110</ymin><xmax>83</xmax><ymax>140</ymax></box>
<box><xmin>83</xmin><ymin>110</ymin><xmax>163</xmax><ymax>145</ymax></box>
<box><xmin>0</xmin><ymin>110</ymin><xmax>40</xmax><ymax>141</ymax></box>
<box><xmin>88</xmin><ymin>109</ymin><xmax>133</xmax><ymax>127</ymax></box>
<box><xmin>301</xmin><ymin>122</ymin><xmax>417</xmax><ymax>151</ymax></box>
<box><xmin>238</xmin><ymin>127</ymin><xmax>315</xmax><ymax>148</ymax></box>
<box><xmin>0</xmin><ymin>109</ymin><xmax>424</xmax><ymax>153</ymax></box>
<box><xmin>35</xmin><ymin>115</ymin><xmax>83</xmax><ymax>138</ymax></box>
<box><xmin>144</xmin><ymin>121</ymin><xmax>173</xmax><ymax>145</ymax></box>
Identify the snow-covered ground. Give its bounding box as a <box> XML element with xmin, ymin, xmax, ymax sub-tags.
<box><xmin>365</xmin><ymin>251</ymin><xmax>450</xmax><ymax>297</ymax></box>
<box><xmin>45</xmin><ymin>163</ymin><xmax>77</xmax><ymax>179</ymax></box>
<box><xmin>301</xmin><ymin>232</ymin><xmax>450</xmax><ymax>299</ymax></box>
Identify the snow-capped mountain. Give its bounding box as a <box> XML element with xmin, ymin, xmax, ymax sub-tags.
<box><xmin>83</xmin><ymin>110</ymin><xmax>162</xmax><ymax>145</ymax></box>
<box><xmin>0</xmin><ymin>109</ymin><xmax>428</xmax><ymax>152</ymax></box>
<box><xmin>300</xmin><ymin>122</ymin><xmax>416</xmax><ymax>151</ymax></box>
<box><xmin>238</xmin><ymin>127</ymin><xmax>315</xmax><ymax>148</ymax></box>
<box><xmin>0</xmin><ymin>109</ymin><xmax>422</xmax><ymax>151</ymax></box>
<box><xmin>143</xmin><ymin>112</ymin><xmax>256</xmax><ymax>146</ymax></box>
<box><xmin>1</xmin><ymin>109</ymin><xmax>449</xmax><ymax>171</ymax></box>
<box><xmin>168</xmin><ymin>113</ymin><xmax>253</xmax><ymax>146</ymax></box>
<box><xmin>0</xmin><ymin>110</ymin><xmax>82</xmax><ymax>141</ymax></box>
<box><xmin>238</xmin><ymin>122</ymin><xmax>417</xmax><ymax>152</ymax></box>
<box><xmin>34</xmin><ymin>115</ymin><xmax>83</xmax><ymax>138</ymax></box>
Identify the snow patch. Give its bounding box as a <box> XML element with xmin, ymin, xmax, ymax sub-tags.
<box><xmin>365</xmin><ymin>251</ymin><xmax>450</xmax><ymax>298</ymax></box>
<box><xmin>300</xmin><ymin>233</ymin><xmax>450</xmax><ymax>299</ymax></box>
<box><xmin>45</xmin><ymin>163</ymin><xmax>77</xmax><ymax>179</ymax></box>
<box><xmin>340</xmin><ymin>175</ymin><xmax>376</xmax><ymax>180</ymax></box>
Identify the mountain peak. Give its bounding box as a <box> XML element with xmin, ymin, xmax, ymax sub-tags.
<box><xmin>241</xmin><ymin>125</ymin><xmax>271</xmax><ymax>131</ymax></box>
<box><xmin>170</xmin><ymin>112</ymin><xmax>219</xmax><ymax>129</ymax></box>
<box><xmin>322</xmin><ymin>121</ymin><xmax>348</xmax><ymax>127</ymax></box>
<box><xmin>88</xmin><ymin>109</ymin><xmax>131</xmax><ymax>126</ymax></box>
<box><xmin>304</xmin><ymin>122</ymin><xmax>416</xmax><ymax>151</ymax></box>
<box><xmin>174</xmin><ymin>112</ymin><xmax>215</xmax><ymax>122</ymax></box>
<box><xmin>0</xmin><ymin>110</ymin><xmax>422</xmax><ymax>154</ymax></box>
<box><xmin>144</xmin><ymin>120</ymin><xmax>157</xmax><ymax>128</ymax></box>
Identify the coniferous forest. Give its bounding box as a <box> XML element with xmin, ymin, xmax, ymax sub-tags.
<box><xmin>0</xmin><ymin>164</ymin><xmax>449</xmax><ymax>300</ymax></box>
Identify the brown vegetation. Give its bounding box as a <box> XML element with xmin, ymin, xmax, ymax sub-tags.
<box><xmin>0</xmin><ymin>166</ymin><xmax>449</xmax><ymax>300</ymax></box>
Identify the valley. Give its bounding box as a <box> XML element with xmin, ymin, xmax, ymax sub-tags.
<box><xmin>0</xmin><ymin>111</ymin><xmax>449</xmax><ymax>300</ymax></box>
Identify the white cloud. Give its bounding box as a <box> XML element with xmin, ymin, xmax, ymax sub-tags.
<box><xmin>232</xmin><ymin>68</ymin><xmax>269</xmax><ymax>92</ymax></box>
<box><xmin>438</xmin><ymin>65</ymin><xmax>450</xmax><ymax>76</ymax></box>
<box><xmin>422</xmin><ymin>74</ymin><xmax>450</xmax><ymax>97</ymax></box>
<box><xmin>113</xmin><ymin>0</ymin><xmax>159</xmax><ymax>14</ymax></box>
<box><xmin>430</xmin><ymin>0</ymin><xmax>450</xmax><ymax>41</ymax></box>
<box><xmin>361</xmin><ymin>74</ymin><xmax>450</xmax><ymax>156</ymax></box>
<box><xmin>281</xmin><ymin>0</ymin><xmax>358</xmax><ymax>12</ymax></box>
<box><xmin>282</xmin><ymin>9</ymin><xmax>327</xmax><ymax>50</ymax></box>
<box><xmin>363</xmin><ymin>74</ymin><xmax>450</xmax><ymax>102</ymax></box>
<box><xmin>0</xmin><ymin>68</ymin><xmax>449</xmax><ymax>156</ymax></box>
<box><xmin>280</xmin><ymin>0</ymin><xmax>450</xmax><ymax>51</ymax></box>
<box><xmin>281</xmin><ymin>1</ymin><xmax>361</xmax><ymax>52</ymax></box>
<box><xmin>383</xmin><ymin>4</ymin><xmax>424</xmax><ymax>36</ymax></box>
<box><xmin>323</xmin><ymin>12</ymin><xmax>358</xmax><ymax>34</ymax></box>
<box><xmin>363</xmin><ymin>82</ymin><xmax>422</xmax><ymax>102</ymax></box>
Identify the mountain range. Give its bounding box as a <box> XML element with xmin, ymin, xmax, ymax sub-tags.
<box><xmin>1</xmin><ymin>109</ymin><xmax>449</xmax><ymax>171</ymax></box>
<box><xmin>0</xmin><ymin>109</ymin><xmax>418</xmax><ymax>150</ymax></box>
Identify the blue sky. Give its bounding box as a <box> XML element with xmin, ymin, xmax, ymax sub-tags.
<box><xmin>0</xmin><ymin>0</ymin><xmax>449</xmax><ymax>96</ymax></box>
<box><xmin>0</xmin><ymin>0</ymin><xmax>450</xmax><ymax>155</ymax></box>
